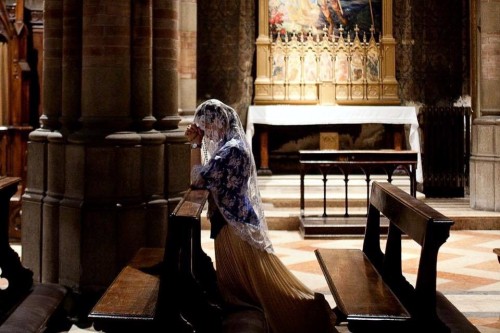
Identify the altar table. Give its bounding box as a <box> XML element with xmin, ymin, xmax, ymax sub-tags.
<box><xmin>245</xmin><ymin>105</ymin><xmax>423</xmax><ymax>182</ymax></box>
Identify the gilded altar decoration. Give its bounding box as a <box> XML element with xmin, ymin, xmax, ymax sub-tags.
<box><xmin>255</xmin><ymin>0</ymin><xmax>400</xmax><ymax>105</ymax></box>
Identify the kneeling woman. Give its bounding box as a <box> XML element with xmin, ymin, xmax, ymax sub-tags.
<box><xmin>185</xmin><ymin>99</ymin><xmax>337</xmax><ymax>333</ymax></box>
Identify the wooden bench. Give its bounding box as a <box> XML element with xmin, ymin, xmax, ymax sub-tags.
<box><xmin>89</xmin><ymin>188</ymin><xmax>267</xmax><ymax>333</ymax></box>
<box><xmin>0</xmin><ymin>177</ymin><xmax>71</xmax><ymax>332</ymax></box>
<box><xmin>299</xmin><ymin>149</ymin><xmax>418</xmax><ymax>236</ymax></box>
<box><xmin>315</xmin><ymin>181</ymin><xmax>479</xmax><ymax>332</ymax></box>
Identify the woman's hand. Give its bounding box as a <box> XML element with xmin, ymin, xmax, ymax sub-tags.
<box><xmin>185</xmin><ymin>123</ymin><xmax>204</xmax><ymax>144</ymax></box>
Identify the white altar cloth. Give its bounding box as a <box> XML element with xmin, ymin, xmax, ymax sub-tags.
<box><xmin>246</xmin><ymin>105</ymin><xmax>423</xmax><ymax>182</ymax></box>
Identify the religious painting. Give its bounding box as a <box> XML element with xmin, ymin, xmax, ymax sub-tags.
<box><xmin>272</xmin><ymin>51</ymin><xmax>286</xmax><ymax>81</ymax></box>
<box><xmin>304</xmin><ymin>51</ymin><xmax>318</xmax><ymax>82</ymax></box>
<box><xmin>366</xmin><ymin>47</ymin><xmax>379</xmax><ymax>81</ymax></box>
<box><xmin>351</xmin><ymin>53</ymin><xmax>364</xmax><ymax>82</ymax></box>
<box><xmin>319</xmin><ymin>51</ymin><xmax>333</xmax><ymax>81</ymax></box>
<box><xmin>269</xmin><ymin>0</ymin><xmax>382</xmax><ymax>40</ymax></box>
<box><xmin>335</xmin><ymin>51</ymin><xmax>348</xmax><ymax>82</ymax></box>
<box><xmin>256</xmin><ymin>0</ymin><xmax>400</xmax><ymax>104</ymax></box>
<box><xmin>287</xmin><ymin>52</ymin><xmax>301</xmax><ymax>82</ymax></box>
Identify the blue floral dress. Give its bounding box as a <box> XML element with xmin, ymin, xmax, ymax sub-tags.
<box><xmin>200</xmin><ymin>139</ymin><xmax>260</xmax><ymax>228</ymax></box>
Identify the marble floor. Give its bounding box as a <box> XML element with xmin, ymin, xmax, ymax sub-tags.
<box><xmin>252</xmin><ymin>229</ymin><xmax>500</xmax><ymax>333</ymax></box>
<box><xmin>58</xmin><ymin>229</ymin><xmax>500</xmax><ymax>332</ymax></box>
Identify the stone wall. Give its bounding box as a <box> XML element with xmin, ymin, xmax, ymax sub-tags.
<box><xmin>394</xmin><ymin>0</ymin><xmax>469</xmax><ymax>106</ymax></box>
<box><xmin>197</xmin><ymin>0</ymin><xmax>255</xmax><ymax>126</ymax></box>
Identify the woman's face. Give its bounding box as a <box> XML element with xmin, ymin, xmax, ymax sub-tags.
<box><xmin>195</xmin><ymin>102</ymin><xmax>230</xmax><ymax>142</ymax></box>
<box><xmin>198</xmin><ymin>119</ymin><xmax>223</xmax><ymax>142</ymax></box>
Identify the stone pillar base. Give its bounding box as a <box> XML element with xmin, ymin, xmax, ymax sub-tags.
<box><xmin>470</xmin><ymin>116</ymin><xmax>500</xmax><ymax>211</ymax></box>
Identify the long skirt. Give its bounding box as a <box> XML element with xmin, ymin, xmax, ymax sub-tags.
<box><xmin>214</xmin><ymin>225</ymin><xmax>337</xmax><ymax>333</ymax></box>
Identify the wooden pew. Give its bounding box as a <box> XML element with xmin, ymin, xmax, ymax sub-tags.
<box><xmin>315</xmin><ymin>181</ymin><xmax>479</xmax><ymax>332</ymax></box>
<box><xmin>0</xmin><ymin>177</ymin><xmax>70</xmax><ymax>332</ymax></box>
<box><xmin>89</xmin><ymin>188</ymin><xmax>267</xmax><ymax>332</ymax></box>
<box><xmin>89</xmin><ymin>189</ymin><xmax>212</xmax><ymax>332</ymax></box>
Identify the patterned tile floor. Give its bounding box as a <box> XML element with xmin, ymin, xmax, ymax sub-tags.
<box><xmin>215</xmin><ymin>229</ymin><xmax>499</xmax><ymax>333</ymax></box>
<box><xmin>26</xmin><ymin>229</ymin><xmax>499</xmax><ymax>333</ymax></box>
<box><xmin>199</xmin><ymin>229</ymin><xmax>500</xmax><ymax>333</ymax></box>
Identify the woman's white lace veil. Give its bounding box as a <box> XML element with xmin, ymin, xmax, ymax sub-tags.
<box><xmin>193</xmin><ymin>99</ymin><xmax>273</xmax><ymax>253</ymax></box>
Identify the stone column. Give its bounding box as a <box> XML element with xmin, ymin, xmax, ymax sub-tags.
<box><xmin>22</xmin><ymin>0</ymin><xmax>63</xmax><ymax>282</ymax></box>
<box><xmin>39</xmin><ymin>0</ymin><xmax>83</xmax><ymax>284</ymax></box>
<box><xmin>132</xmin><ymin>0</ymin><xmax>155</xmax><ymax>132</ymax></box>
<box><xmin>153</xmin><ymin>0</ymin><xmax>181</xmax><ymax>130</ymax></box>
<box><xmin>153</xmin><ymin>0</ymin><xmax>190</xmax><ymax>211</ymax></box>
<box><xmin>22</xmin><ymin>0</ymin><xmax>172</xmax><ymax>294</ymax></box>
<box><xmin>39</xmin><ymin>0</ymin><xmax>63</xmax><ymax>131</ymax></box>
<box><xmin>469</xmin><ymin>0</ymin><xmax>500</xmax><ymax>211</ymax></box>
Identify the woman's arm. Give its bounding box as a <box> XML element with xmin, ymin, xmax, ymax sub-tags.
<box><xmin>185</xmin><ymin>123</ymin><xmax>204</xmax><ymax>184</ymax></box>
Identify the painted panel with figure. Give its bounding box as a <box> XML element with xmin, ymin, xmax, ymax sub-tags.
<box><xmin>269</xmin><ymin>0</ymin><xmax>382</xmax><ymax>40</ymax></box>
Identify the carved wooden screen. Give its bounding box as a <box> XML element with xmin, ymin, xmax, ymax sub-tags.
<box><xmin>254</xmin><ymin>0</ymin><xmax>400</xmax><ymax>105</ymax></box>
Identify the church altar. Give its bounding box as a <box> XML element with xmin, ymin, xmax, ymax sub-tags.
<box><xmin>245</xmin><ymin>105</ymin><xmax>423</xmax><ymax>183</ymax></box>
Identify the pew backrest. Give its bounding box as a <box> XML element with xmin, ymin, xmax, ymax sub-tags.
<box><xmin>362</xmin><ymin>182</ymin><xmax>454</xmax><ymax>319</ymax></box>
